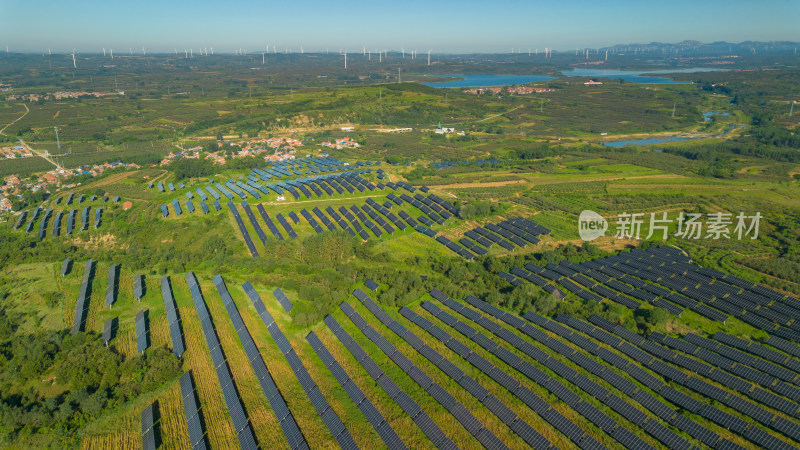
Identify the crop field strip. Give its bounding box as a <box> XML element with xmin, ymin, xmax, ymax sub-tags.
<box><xmin>339</xmin><ymin>299</ymin><xmax>511</xmax><ymax>450</ymax></box>
<box><xmin>244</xmin><ymin>280</ymin><xmax>359</xmax><ymax>449</ymax></box>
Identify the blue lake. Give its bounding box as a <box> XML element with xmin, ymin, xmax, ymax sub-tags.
<box><xmin>422</xmin><ymin>74</ymin><xmax>555</xmax><ymax>88</ymax></box>
<box><xmin>602</xmin><ymin>124</ymin><xmax>745</xmax><ymax>147</ymax></box>
<box><xmin>561</xmin><ymin>68</ymin><xmax>724</xmax><ymax>84</ymax></box>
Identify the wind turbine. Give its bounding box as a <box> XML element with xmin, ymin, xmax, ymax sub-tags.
<box><xmin>110</xmin><ymin>48</ymin><xmax>113</xmax><ymax>59</ymax></box>
<box><xmin>71</xmin><ymin>50</ymin><xmax>77</xmax><ymax>68</ymax></box>
<box><xmin>184</xmin><ymin>49</ymin><xmax>188</xmax><ymax>58</ymax></box>
<box><xmin>427</xmin><ymin>49</ymin><xmax>432</xmax><ymax>65</ymax></box>
<box><xmin>103</xmin><ymin>48</ymin><xmax>106</xmax><ymax>57</ymax></box>
<box><xmin>402</xmin><ymin>48</ymin><xmax>405</xmax><ymax>58</ymax></box>
<box><xmin>142</xmin><ymin>46</ymin><xmax>146</xmax><ymax>56</ymax></box>
<box><xmin>344</xmin><ymin>50</ymin><xmax>347</xmax><ymax>69</ymax></box>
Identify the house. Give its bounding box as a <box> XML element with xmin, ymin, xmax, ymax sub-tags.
<box><xmin>340</xmin><ymin>126</ymin><xmax>355</xmax><ymax>131</ymax></box>
<box><xmin>584</xmin><ymin>80</ymin><xmax>603</xmax><ymax>85</ymax></box>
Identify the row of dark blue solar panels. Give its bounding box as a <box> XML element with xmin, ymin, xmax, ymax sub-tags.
<box><xmin>445</xmin><ymin>289</ymin><xmax>763</xmax><ymax>449</ymax></box>
<box><xmin>12</xmin><ymin>210</ymin><xmax>28</xmax><ymax>230</ymax></box>
<box><xmin>161</xmin><ymin>275</ymin><xmax>186</xmax><ymax>358</ymax></box>
<box><xmin>238</xmin><ymin>282</ymin><xmax>309</xmax><ymax>449</ymax></box>
<box><xmin>585</xmin><ymin>314</ymin><xmax>800</xmax><ymax>448</ymax></box>
<box><xmin>141</xmin><ymin>401</ymin><xmax>158</xmax><ymax>450</ymax></box>
<box><xmin>324</xmin><ymin>312</ymin><xmax>456</xmax><ymax>449</ymax></box>
<box><xmin>185</xmin><ymin>272</ymin><xmax>259</xmax><ymax>449</ymax></box>
<box><xmin>36</xmin><ymin>208</ymin><xmax>52</xmax><ymax>239</ymax></box>
<box><xmin>52</xmin><ymin>211</ymin><xmax>62</xmax><ymax>237</ymax></box>
<box><xmin>464</xmin><ymin>293</ymin><xmax>747</xmax><ymax>449</ymax></box>
<box><xmin>23</xmin><ymin>207</ymin><xmax>41</xmax><ymax>232</ymax></box>
<box><xmin>228</xmin><ymin>201</ymin><xmax>259</xmax><ymax>258</ymax></box>
<box><xmin>106</xmin><ymin>263</ymin><xmax>117</xmax><ymax>308</ymax></box>
<box><xmin>243</xmin><ymin>280</ymin><xmax>355</xmax><ymax>448</ymax></box>
<box><xmin>134</xmin><ymin>273</ymin><xmax>144</xmax><ymax>301</ymax></box>
<box><xmin>428</xmin><ymin>289</ymin><xmax>636</xmax><ymax>448</ymax></box>
<box><xmin>102</xmin><ymin>316</ymin><xmax>115</xmax><ymax>347</ymax></box>
<box><xmin>60</xmin><ymin>257</ymin><xmax>71</xmax><ymax>277</ymax></box>
<box><xmin>69</xmin><ymin>259</ymin><xmax>91</xmax><ymax>334</ymax></box>
<box><xmin>412</xmin><ymin>296</ymin><xmax>597</xmax><ymax>449</ymax></box>
<box><xmin>551</xmin><ymin>245</ymin><xmax>800</xmax><ymax>339</ymax></box>
<box><xmin>460</xmin><ymin>217</ymin><xmax>550</xmax><ymax>255</ymax></box>
<box><xmin>136</xmin><ymin>309</ymin><xmax>149</xmax><ymax>354</ymax></box>
<box><xmin>306</xmin><ymin>329</ymin><xmax>407</xmax><ymax>449</ymax></box>
<box><xmin>357</xmin><ymin>288</ymin><xmax>560</xmax><ymax>449</ymax></box>
<box><xmin>650</xmin><ymin>332</ymin><xmax>800</xmax><ymax>411</ymax></box>
<box><xmin>344</xmin><ymin>290</ymin><xmax>514</xmax><ymax>450</ymax></box>
<box><xmin>179</xmin><ymin>371</ymin><xmax>208</xmax><ymax>449</ymax></box>
<box><xmin>94</xmin><ymin>207</ymin><xmax>102</xmax><ymax>228</ymax></box>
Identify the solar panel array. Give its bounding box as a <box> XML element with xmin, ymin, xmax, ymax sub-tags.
<box><xmin>256</xmin><ymin>204</ymin><xmax>284</xmax><ymax>241</ymax></box>
<box><xmin>13</xmin><ymin>210</ymin><xmax>27</xmax><ymax>230</ymax></box>
<box><xmin>340</xmin><ymin>298</ymin><xmax>510</xmax><ymax>450</ymax></box>
<box><xmin>273</xmin><ymin>287</ymin><xmax>293</xmax><ymax>312</ymax></box>
<box><xmin>323</xmin><ymin>314</ymin><xmax>457</xmax><ymax>450</ymax></box>
<box><xmin>52</xmin><ymin>211</ymin><xmax>62</xmax><ymax>237</ymax></box>
<box><xmin>460</xmin><ymin>217</ymin><xmax>549</xmax><ymax>254</ymax></box>
<box><xmin>241</xmin><ymin>202</ymin><xmax>268</xmax><ymax>244</ymax></box>
<box><xmin>23</xmin><ymin>207</ymin><xmax>40</xmax><ymax>232</ymax></box>
<box><xmin>225</xmin><ymin>280</ymin><xmax>309</xmax><ymax>450</ymax></box>
<box><xmin>185</xmin><ymin>272</ymin><xmax>258</xmax><ymax>450</ymax></box>
<box><xmin>351</xmin><ymin>289</ymin><xmax>553</xmax><ymax>449</ymax></box>
<box><xmin>94</xmin><ymin>207</ymin><xmax>102</xmax><ymax>228</ymax></box>
<box><xmin>427</xmin><ymin>289</ymin><xmax>662</xmax><ymax>449</ymax></box>
<box><xmin>66</xmin><ymin>209</ymin><xmax>76</xmax><ymax>234</ymax></box>
<box><xmin>136</xmin><ymin>310</ymin><xmax>149</xmax><ymax>354</ymax></box>
<box><xmin>228</xmin><ymin>201</ymin><xmax>260</xmax><ymax>257</ymax></box>
<box><xmin>105</xmin><ymin>263</ymin><xmax>117</xmax><ymax>308</ymax></box>
<box><xmin>134</xmin><ymin>273</ymin><xmax>144</xmax><ymax>301</ymax></box>
<box><xmin>242</xmin><ymin>282</ymin><xmax>356</xmax><ymax>449</ymax></box>
<box><xmin>60</xmin><ymin>257</ymin><xmax>70</xmax><ymax>276</ymax></box>
<box><xmin>577</xmin><ymin>314</ymin><xmax>800</xmax><ymax>448</ymax></box>
<box><xmin>306</xmin><ymin>330</ymin><xmax>407</xmax><ymax>450</ymax></box>
<box><xmin>275</xmin><ymin>213</ymin><xmax>297</xmax><ymax>238</ymax></box>
<box><xmin>71</xmin><ymin>259</ymin><xmax>93</xmax><ymax>335</ymax></box>
<box><xmin>179</xmin><ymin>371</ymin><xmax>208</xmax><ymax>450</ymax></box>
<box><xmin>102</xmin><ymin>316</ymin><xmax>114</xmax><ymax>346</ymax></box>
<box><xmin>37</xmin><ymin>208</ymin><xmax>52</xmax><ymax>240</ymax></box>
<box><xmin>502</xmin><ymin>245</ymin><xmax>800</xmax><ymax>337</ymax></box>
<box><xmin>161</xmin><ymin>276</ymin><xmax>185</xmax><ymax>358</ymax></box>
<box><xmin>141</xmin><ymin>401</ymin><xmax>158</xmax><ymax>450</ymax></box>
<box><xmin>81</xmin><ymin>206</ymin><xmax>89</xmax><ymax>230</ymax></box>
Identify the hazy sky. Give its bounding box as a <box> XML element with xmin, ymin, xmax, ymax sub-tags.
<box><xmin>1</xmin><ymin>0</ymin><xmax>798</xmax><ymax>53</ymax></box>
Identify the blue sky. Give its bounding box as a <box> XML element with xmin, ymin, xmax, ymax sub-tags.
<box><xmin>1</xmin><ymin>0</ymin><xmax>798</xmax><ymax>53</ymax></box>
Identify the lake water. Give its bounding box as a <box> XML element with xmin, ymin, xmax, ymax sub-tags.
<box><xmin>561</xmin><ymin>68</ymin><xmax>724</xmax><ymax>84</ymax></box>
<box><xmin>602</xmin><ymin>120</ymin><xmax>745</xmax><ymax>147</ymax></box>
<box><xmin>422</xmin><ymin>74</ymin><xmax>555</xmax><ymax>88</ymax></box>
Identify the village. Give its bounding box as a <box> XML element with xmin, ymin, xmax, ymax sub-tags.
<box><xmin>0</xmin><ymin>160</ymin><xmax>139</xmax><ymax>212</ymax></box>
<box><xmin>462</xmin><ymin>85</ymin><xmax>556</xmax><ymax>95</ymax></box>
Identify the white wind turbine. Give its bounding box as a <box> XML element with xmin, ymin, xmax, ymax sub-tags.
<box><xmin>71</xmin><ymin>49</ymin><xmax>77</xmax><ymax>68</ymax></box>
<box><xmin>427</xmin><ymin>49</ymin><xmax>432</xmax><ymax>65</ymax></box>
